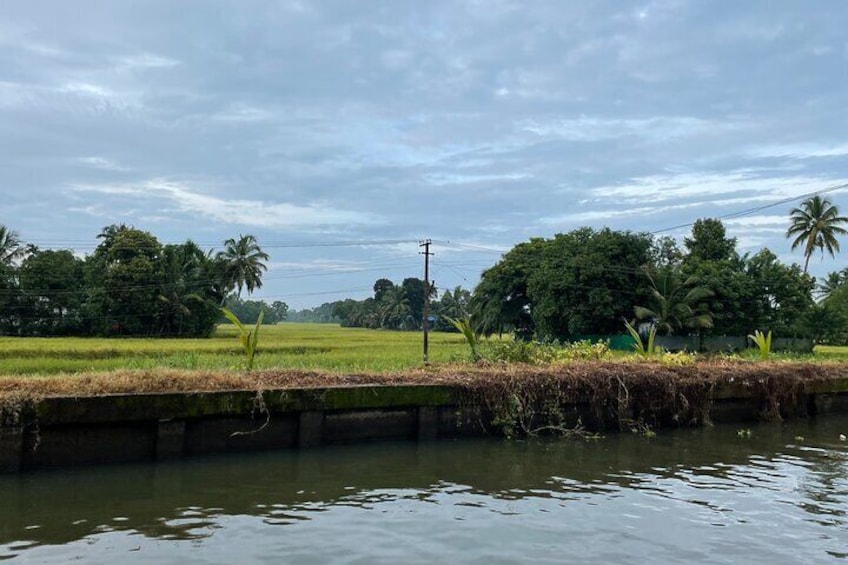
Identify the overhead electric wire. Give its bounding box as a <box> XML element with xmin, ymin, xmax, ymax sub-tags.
<box><xmin>24</xmin><ymin>238</ymin><xmax>422</xmax><ymax>252</ymax></box>
<box><xmin>4</xmin><ymin>179</ymin><xmax>845</xmax><ymax>322</ymax></box>
<box><xmin>650</xmin><ymin>182</ymin><xmax>848</xmax><ymax>234</ymax></box>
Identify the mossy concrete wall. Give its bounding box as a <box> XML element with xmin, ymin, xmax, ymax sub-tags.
<box><xmin>2</xmin><ymin>379</ymin><xmax>847</xmax><ymax>473</ymax></box>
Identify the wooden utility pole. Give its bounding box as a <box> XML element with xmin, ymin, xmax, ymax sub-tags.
<box><xmin>420</xmin><ymin>239</ymin><xmax>433</xmax><ymax>364</ymax></box>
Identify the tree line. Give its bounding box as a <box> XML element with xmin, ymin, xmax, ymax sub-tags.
<box><xmin>0</xmin><ymin>224</ymin><xmax>273</xmax><ymax>337</ymax></box>
<box><xmin>470</xmin><ymin>196</ymin><xmax>848</xmax><ymax>344</ymax></box>
<box><xmin>285</xmin><ymin>279</ymin><xmax>471</xmax><ymax>332</ymax></box>
<box><xmin>3</xmin><ymin>195</ymin><xmax>847</xmax><ymax>343</ymax></box>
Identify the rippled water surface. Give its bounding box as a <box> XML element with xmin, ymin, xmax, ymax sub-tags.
<box><xmin>1</xmin><ymin>415</ymin><xmax>847</xmax><ymax>564</ymax></box>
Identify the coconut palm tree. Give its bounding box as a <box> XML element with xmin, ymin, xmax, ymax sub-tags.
<box><xmin>379</xmin><ymin>286</ymin><xmax>412</xmax><ymax>329</ymax></box>
<box><xmin>0</xmin><ymin>225</ymin><xmax>24</xmax><ymax>266</ymax></box>
<box><xmin>157</xmin><ymin>241</ymin><xmax>212</xmax><ymax>335</ymax></box>
<box><xmin>818</xmin><ymin>270</ymin><xmax>847</xmax><ymax>301</ymax></box>
<box><xmin>438</xmin><ymin>286</ymin><xmax>471</xmax><ymax>320</ymax></box>
<box><xmin>786</xmin><ymin>196</ymin><xmax>848</xmax><ymax>273</ymax></box>
<box><xmin>217</xmin><ymin>235</ymin><xmax>270</xmax><ymax>298</ymax></box>
<box><xmin>634</xmin><ymin>267</ymin><xmax>713</xmax><ymax>335</ymax></box>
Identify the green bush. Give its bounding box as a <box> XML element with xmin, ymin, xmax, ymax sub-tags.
<box><xmin>557</xmin><ymin>340</ymin><xmax>611</xmax><ymax>361</ymax></box>
<box><xmin>480</xmin><ymin>340</ymin><xmax>539</xmax><ymax>363</ymax></box>
<box><xmin>479</xmin><ymin>339</ymin><xmax>611</xmax><ymax>364</ymax></box>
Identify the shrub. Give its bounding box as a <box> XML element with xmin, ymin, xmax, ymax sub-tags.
<box><xmin>748</xmin><ymin>330</ymin><xmax>773</xmax><ymax>361</ymax></box>
<box><xmin>558</xmin><ymin>339</ymin><xmax>611</xmax><ymax>361</ymax></box>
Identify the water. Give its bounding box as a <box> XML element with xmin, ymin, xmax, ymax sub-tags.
<box><xmin>1</xmin><ymin>416</ymin><xmax>847</xmax><ymax>564</ymax></box>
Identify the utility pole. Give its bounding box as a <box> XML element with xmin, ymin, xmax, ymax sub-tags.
<box><xmin>420</xmin><ymin>239</ymin><xmax>433</xmax><ymax>364</ymax></box>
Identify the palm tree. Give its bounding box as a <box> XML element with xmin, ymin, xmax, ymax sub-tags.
<box><xmin>217</xmin><ymin>235</ymin><xmax>270</xmax><ymax>298</ymax></box>
<box><xmin>0</xmin><ymin>225</ymin><xmax>24</xmax><ymax>266</ymax></box>
<box><xmin>818</xmin><ymin>270</ymin><xmax>846</xmax><ymax>301</ymax></box>
<box><xmin>379</xmin><ymin>286</ymin><xmax>411</xmax><ymax>329</ymax></box>
<box><xmin>634</xmin><ymin>267</ymin><xmax>713</xmax><ymax>335</ymax></box>
<box><xmin>157</xmin><ymin>241</ymin><xmax>210</xmax><ymax>335</ymax></box>
<box><xmin>438</xmin><ymin>286</ymin><xmax>471</xmax><ymax>320</ymax></box>
<box><xmin>786</xmin><ymin>196</ymin><xmax>848</xmax><ymax>273</ymax></box>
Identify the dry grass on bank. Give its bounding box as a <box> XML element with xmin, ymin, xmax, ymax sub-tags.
<box><xmin>1</xmin><ymin>359</ymin><xmax>845</xmax><ymax>402</ymax></box>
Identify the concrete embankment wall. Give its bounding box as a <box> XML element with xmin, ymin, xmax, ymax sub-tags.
<box><xmin>2</xmin><ymin>379</ymin><xmax>848</xmax><ymax>473</ymax></box>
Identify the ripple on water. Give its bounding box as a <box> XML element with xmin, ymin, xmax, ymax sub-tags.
<box><xmin>1</xmin><ymin>418</ymin><xmax>847</xmax><ymax>563</ymax></box>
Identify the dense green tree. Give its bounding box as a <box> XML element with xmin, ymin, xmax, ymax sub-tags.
<box><xmin>222</xmin><ymin>296</ymin><xmax>288</xmax><ymax>325</ymax></box>
<box><xmin>744</xmin><ymin>249</ymin><xmax>815</xmax><ymax>336</ymax></box>
<box><xmin>270</xmin><ymin>300</ymin><xmax>289</xmax><ymax>322</ymax></box>
<box><xmin>288</xmin><ymin>302</ymin><xmax>341</xmax><ymax>323</ymax></box>
<box><xmin>217</xmin><ymin>234</ymin><xmax>270</xmax><ymax>298</ymax></box>
<box><xmin>650</xmin><ymin>236</ymin><xmax>684</xmax><ymax>269</ymax></box>
<box><xmin>332</xmin><ymin>299</ymin><xmax>362</xmax><ymax>326</ymax></box>
<box><xmin>680</xmin><ymin>221</ymin><xmax>816</xmax><ymax>337</ymax></box>
<box><xmin>84</xmin><ymin>225</ymin><xmax>165</xmax><ymax>335</ymax></box>
<box><xmin>800</xmin><ymin>302</ymin><xmax>848</xmax><ymax>344</ymax></box>
<box><xmin>470</xmin><ymin>238</ymin><xmax>546</xmax><ymax>338</ymax></box>
<box><xmin>528</xmin><ymin>228</ymin><xmax>653</xmax><ymax>340</ymax></box>
<box><xmin>684</xmin><ymin>218</ymin><xmax>738</xmax><ymax>263</ymax></box>
<box><xmin>815</xmin><ymin>285</ymin><xmax>848</xmax><ymax>343</ymax></box>
<box><xmin>471</xmin><ymin>230</ymin><xmax>652</xmax><ymax>341</ymax></box>
<box><xmin>373</xmin><ymin>278</ymin><xmax>395</xmax><ymax>302</ymax></box>
<box><xmin>18</xmin><ymin>249</ymin><xmax>85</xmax><ymax>335</ymax></box>
<box><xmin>682</xmin><ymin>256</ymin><xmax>752</xmax><ymax>335</ymax></box>
<box><xmin>786</xmin><ymin>196</ymin><xmax>848</xmax><ymax>273</ymax></box>
<box><xmin>401</xmin><ymin>277</ymin><xmax>429</xmax><ymax>326</ymax></box>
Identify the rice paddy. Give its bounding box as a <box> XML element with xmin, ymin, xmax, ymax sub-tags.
<box><xmin>1</xmin><ymin>322</ymin><xmax>847</xmax><ymax>383</ymax></box>
<box><xmin>0</xmin><ymin>323</ymin><xmax>470</xmax><ymax>376</ymax></box>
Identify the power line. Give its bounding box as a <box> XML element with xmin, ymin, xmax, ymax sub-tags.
<box><xmin>651</xmin><ymin>182</ymin><xmax>848</xmax><ymax>234</ymax></box>
<box><xmin>24</xmin><ymin>238</ymin><xmax>422</xmax><ymax>251</ymax></box>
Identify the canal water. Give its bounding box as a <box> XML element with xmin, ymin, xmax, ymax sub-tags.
<box><xmin>1</xmin><ymin>415</ymin><xmax>846</xmax><ymax>564</ymax></box>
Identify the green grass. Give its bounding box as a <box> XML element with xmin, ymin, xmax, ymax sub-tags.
<box><xmin>808</xmin><ymin>345</ymin><xmax>848</xmax><ymax>361</ymax></box>
<box><xmin>0</xmin><ymin>323</ymin><xmax>471</xmax><ymax>375</ymax></box>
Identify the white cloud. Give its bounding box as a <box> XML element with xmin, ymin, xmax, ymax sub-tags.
<box><xmin>115</xmin><ymin>53</ymin><xmax>180</xmax><ymax>70</ymax></box>
<box><xmin>538</xmin><ymin>200</ymin><xmax>704</xmax><ymax>225</ymax></box>
<box><xmin>59</xmin><ymin>82</ymin><xmax>113</xmax><ymax>97</ymax></box>
<box><xmin>67</xmin><ymin>204</ymin><xmax>108</xmax><ymax>217</ymax></box>
<box><xmin>271</xmin><ymin>259</ymin><xmax>367</xmax><ymax>273</ymax></box>
<box><xmin>540</xmin><ymin>172</ymin><xmax>848</xmax><ymax>227</ymax></box>
<box><xmin>723</xmin><ymin>215</ymin><xmax>787</xmax><ymax>227</ymax></box>
<box><xmin>77</xmin><ymin>156</ymin><xmax>129</xmax><ymax>171</ymax></box>
<box><xmin>212</xmin><ymin>103</ymin><xmax>275</xmax><ymax>123</ymax></box>
<box><xmin>519</xmin><ymin>115</ymin><xmax>738</xmax><ymax>143</ymax></box>
<box><xmin>423</xmin><ymin>172</ymin><xmax>531</xmax><ymax>186</ymax></box>
<box><xmin>72</xmin><ymin>179</ymin><xmax>380</xmax><ymax>230</ymax></box>
<box><xmin>748</xmin><ymin>142</ymin><xmax>848</xmax><ymax>160</ymax></box>
<box><xmin>588</xmin><ymin>170</ymin><xmax>845</xmax><ymax>204</ymax></box>
<box><xmin>57</xmin><ymin>82</ymin><xmax>141</xmax><ymax>111</ymax></box>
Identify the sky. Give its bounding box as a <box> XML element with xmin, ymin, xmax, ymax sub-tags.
<box><xmin>1</xmin><ymin>0</ymin><xmax>847</xmax><ymax>309</ymax></box>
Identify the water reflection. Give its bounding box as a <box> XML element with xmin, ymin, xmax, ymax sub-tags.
<box><xmin>1</xmin><ymin>415</ymin><xmax>846</xmax><ymax>562</ymax></box>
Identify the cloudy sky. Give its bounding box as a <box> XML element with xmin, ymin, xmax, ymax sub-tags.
<box><xmin>2</xmin><ymin>1</ymin><xmax>847</xmax><ymax>308</ymax></box>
